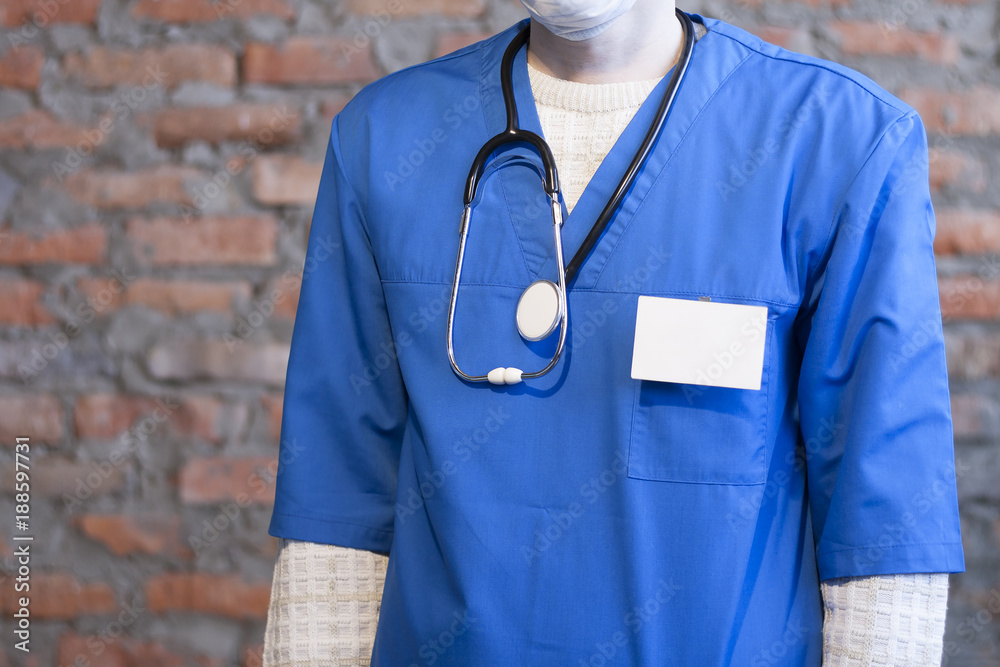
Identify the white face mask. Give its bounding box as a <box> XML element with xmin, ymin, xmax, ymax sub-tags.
<box><xmin>519</xmin><ymin>0</ymin><xmax>638</xmax><ymax>41</ymax></box>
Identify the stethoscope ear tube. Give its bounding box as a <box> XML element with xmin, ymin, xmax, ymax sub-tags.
<box><xmin>462</xmin><ymin>23</ymin><xmax>559</xmax><ymax>206</ymax></box>
<box><xmin>463</xmin><ymin>129</ymin><xmax>559</xmax><ymax>206</ymax></box>
<box><xmin>562</xmin><ymin>7</ymin><xmax>696</xmax><ymax>286</ymax></box>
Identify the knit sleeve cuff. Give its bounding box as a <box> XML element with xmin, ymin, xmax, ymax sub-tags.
<box><xmin>264</xmin><ymin>538</ymin><xmax>388</xmax><ymax>666</ymax></box>
<box><xmin>821</xmin><ymin>572</ymin><xmax>950</xmax><ymax>666</ymax></box>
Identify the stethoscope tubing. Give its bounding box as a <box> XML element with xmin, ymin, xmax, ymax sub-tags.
<box><xmin>447</xmin><ymin>195</ymin><xmax>569</xmax><ymax>384</ymax></box>
<box><xmin>463</xmin><ymin>27</ymin><xmax>559</xmax><ymax>205</ymax></box>
<box><xmin>448</xmin><ymin>9</ymin><xmax>695</xmax><ymax>385</ymax></box>
<box><xmin>564</xmin><ymin>8</ymin><xmax>695</xmax><ymax>285</ymax></box>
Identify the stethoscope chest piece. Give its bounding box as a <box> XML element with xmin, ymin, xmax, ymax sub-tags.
<box><xmin>516</xmin><ymin>279</ymin><xmax>562</xmax><ymax>341</ymax></box>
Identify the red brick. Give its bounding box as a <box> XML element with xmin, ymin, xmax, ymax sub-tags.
<box><xmin>0</xmin><ymin>223</ymin><xmax>106</xmax><ymax>265</ymax></box>
<box><xmin>0</xmin><ymin>0</ymin><xmax>101</xmax><ymax>27</ymax></box>
<box><xmin>754</xmin><ymin>26</ymin><xmax>809</xmax><ymax>50</ymax></box>
<box><xmin>131</xmin><ymin>0</ymin><xmax>293</xmax><ymax>22</ymax></box>
<box><xmin>928</xmin><ymin>147</ymin><xmax>987</xmax><ymax>193</ymax></box>
<box><xmin>0</xmin><ymin>110</ymin><xmax>109</xmax><ymax>150</ymax></box>
<box><xmin>899</xmin><ymin>86</ymin><xmax>1000</xmax><ymax>135</ymax></box>
<box><xmin>178</xmin><ymin>456</ymin><xmax>277</xmax><ymax>504</ymax></box>
<box><xmin>0</xmin><ymin>573</ymin><xmax>115</xmax><ymax>619</ymax></box>
<box><xmin>140</xmin><ymin>104</ymin><xmax>301</xmax><ymax>148</ymax></box>
<box><xmin>60</xmin><ymin>166</ymin><xmax>203</xmax><ymax>208</ymax></box>
<box><xmin>320</xmin><ymin>95</ymin><xmax>351</xmax><ymax>123</ymax></box>
<box><xmin>244</xmin><ymin>37</ymin><xmax>379</xmax><ymax>85</ymax></box>
<box><xmin>939</xmin><ymin>275</ymin><xmax>1000</xmax><ymax>320</ymax></box>
<box><xmin>74</xmin><ymin>513</ymin><xmax>190</xmax><ymax>557</ymax></box>
<box><xmin>256</xmin><ymin>533</ymin><xmax>280</xmax><ymax>559</ymax></box>
<box><xmin>830</xmin><ymin>21</ymin><xmax>959</xmax><ymax>64</ymax></box>
<box><xmin>951</xmin><ymin>394</ymin><xmax>999</xmax><ymax>439</ymax></box>
<box><xmin>944</xmin><ymin>332</ymin><xmax>1000</xmax><ymax>381</ymax></box>
<box><xmin>259</xmin><ymin>393</ymin><xmax>283</xmax><ymax>443</ymax></box>
<box><xmin>73</xmin><ymin>393</ymin><xmax>160</xmax><ymax>438</ymax></box>
<box><xmin>58</xmin><ymin>632</ymin><xmax>206</xmax><ymax>667</ymax></box>
<box><xmin>0</xmin><ymin>456</ymin><xmax>125</xmax><ymax>498</ymax></box>
<box><xmin>242</xmin><ymin>644</ymin><xmax>265</xmax><ymax>667</ymax></box>
<box><xmin>147</xmin><ymin>340</ymin><xmax>289</xmax><ymax>384</ymax></box>
<box><xmin>0</xmin><ymin>279</ymin><xmax>54</xmax><ymax>326</ymax></box>
<box><xmin>252</xmin><ymin>155</ymin><xmax>322</xmax><ymax>205</ymax></box>
<box><xmin>63</xmin><ymin>44</ymin><xmax>236</xmax><ymax>89</ymax></box>
<box><xmin>75</xmin><ymin>275</ymin><xmax>127</xmax><ymax>314</ymax></box>
<box><xmin>127</xmin><ymin>216</ymin><xmax>277</xmax><ymax>266</ymax></box>
<box><xmin>433</xmin><ymin>30</ymin><xmax>492</xmax><ymax>58</ymax></box>
<box><xmin>74</xmin><ymin>394</ymin><xmax>224</xmax><ymax>443</ymax></box>
<box><xmin>173</xmin><ymin>398</ymin><xmax>226</xmax><ymax>444</ymax></box>
<box><xmin>80</xmin><ymin>275</ymin><xmax>255</xmax><ymax>320</ymax></box>
<box><xmin>265</xmin><ymin>274</ymin><xmax>300</xmax><ymax>320</ymax></box>
<box><xmin>934</xmin><ymin>209</ymin><xmax>1000</xmax><ymax>256</ymax></box>
<box><xmin>0</xmin><ymin>394</ymin><xmax>63</xmax><ymax>443</ymax></box>
<box><xmin>146</xmin><ymin>572</ymin><xmax>270</xmax><ymax>618</ymax></box>
<box><xmin>0</xmin><ymin>45</ymin><xmax>43</xmax><ymax>90</ymax></box>
<box><xmin>346</xmin><ymin>0</ymin><xmax>484</xmax><ymax>17</ymax></box>
<box><xmin>126</xmin><ymin>279</ymin><xmax>251</xmax><ymax>315</ymax></box>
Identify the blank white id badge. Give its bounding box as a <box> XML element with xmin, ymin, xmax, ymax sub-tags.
<box><xmin>631</xmin><ymin>296</ymin><xmax>768</xmax><ymax>390</ymax></box>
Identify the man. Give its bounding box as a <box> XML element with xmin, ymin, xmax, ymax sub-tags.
<box><xmin>264</xmin><ymin>1</ymin><xmax>964</xmax><ymax>664</ymax></box>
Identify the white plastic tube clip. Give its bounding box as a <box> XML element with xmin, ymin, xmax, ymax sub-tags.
<box><xmin>487</xmin><ymin>367</ymin><xmax>524</xmax><ymax>385</ymax></box>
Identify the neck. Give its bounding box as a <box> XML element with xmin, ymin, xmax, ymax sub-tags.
<box><xmin>525</xmin><ymin>0</ymin><xmax>682</xmax><ymax>84</ymax></box>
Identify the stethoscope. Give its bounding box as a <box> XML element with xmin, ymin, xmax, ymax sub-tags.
<box><xmin>447</xmin><ymin>8</ymin><xmax>696</xmax><ymax>386</ymax></box>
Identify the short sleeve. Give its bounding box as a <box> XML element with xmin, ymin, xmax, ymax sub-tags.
<box><xmin>267</xmin><ymin>116</ymin><xmax>407</xmax><ymax>555</ymax></box>
<box><xmin>795</xmin><ymin>110</ymin><xmax>965</xmax><ymax>581</ymax></box>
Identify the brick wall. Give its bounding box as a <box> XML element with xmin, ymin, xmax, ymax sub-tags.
<box><xmin>0</xmin><ymin>0</ymin><xmax>996</xmax><ymax>665</ymax></box>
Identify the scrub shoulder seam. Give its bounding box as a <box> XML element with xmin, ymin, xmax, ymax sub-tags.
<box><xmin>593</xmin><ymin>49</ymin><xmax>753</xmax><ymax>285</ymax></box>
<box><xmin>329</xmin><ymin>120</ymin><xmax>376</xmax><ymax>246</ymax></box>
<box><xmin>709</xmin><ymin>29</ymin><xmax>911</xmax><ymax>116</ymax></box>
<box><xmin>367</xmin><ymin>32</ymin><xmax>497</xmax><ymax>80</ymax></box>
<box><xmin>331</xmin><ymin>25</ymin><xmax>502</xmax><ymax>136</ymax></box>
<box><xmin>808</xmin><ymin>109</ymin><xmax>917</xmax><ymax>291</ymax></box>
<box><xmin>347</xmin><ymin>20</ymin><xmax>522</xmax><ymax>102</ymax></box>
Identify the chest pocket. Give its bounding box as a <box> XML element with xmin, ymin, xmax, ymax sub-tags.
<box><xmin>627</xmin><ymin>317</ymin><xmax>774</xmax><ymax>485</ymax></box>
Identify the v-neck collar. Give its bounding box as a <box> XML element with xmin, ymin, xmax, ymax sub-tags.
<box><xmin>477</xmin><ymin>13</ymin><xmax>751</xmax><ymax>291</ymax></box>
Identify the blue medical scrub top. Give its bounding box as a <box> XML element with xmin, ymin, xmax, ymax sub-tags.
<box><xmin>268</xmin><ymin>12</ymin><xmax>965</xmax><ymax>665</ymax></box>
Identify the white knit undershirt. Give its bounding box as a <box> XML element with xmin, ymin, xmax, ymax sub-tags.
<box><xmin>527</xmin><ymin>61</ymin><xmax>664</xmax><ymax>214</ymax></box>
<box><xmin>526</xmin><ymin>19</ymin><xmax>707</xmax><ymax>214</ymax></box>
<box><xmin>263</xmin><ymin>21</ymin><xmax>950</xmax><ymax>665</ymax></box>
